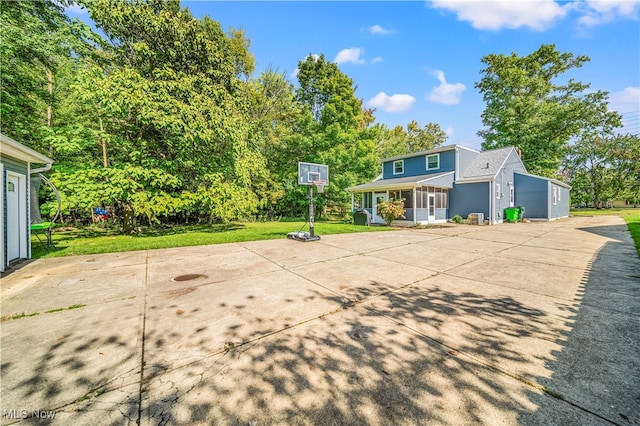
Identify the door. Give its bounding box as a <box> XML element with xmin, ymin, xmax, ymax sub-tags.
<box><xmin>428</xmin><ymin>194</ymin><xmax>435</xmax><ymax>222</ymax></box>
<box><xmin>6</xmin><ymin>174</ymin><xmax>23</xmax><ymax>261</ymax></box>
<box><xmin>372</xmin><ymin>192</ymin><xmax>388</xmax><ymax>224</ymax></box>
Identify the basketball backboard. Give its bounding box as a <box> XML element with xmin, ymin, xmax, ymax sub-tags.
<box><xmin>298</xmin><ymin>162</ymin><xmax>329</xmax><ymax>186</ymax></box>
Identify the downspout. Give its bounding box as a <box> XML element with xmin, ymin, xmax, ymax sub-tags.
<box><xmin>489</xmin><ymin>181</ymin><xmax>494</xmax><ymax>225</ymax></box>
<box><xmin>30</xmin><ymin>163</ymin><xmax>52</xmax><ymax>174</ymax></box>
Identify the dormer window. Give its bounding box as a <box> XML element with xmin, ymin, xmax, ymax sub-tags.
<box><xmin>393</xmin><ymin>160</ymin><xmax>404</xmax><ymax>175</ymax></box>
<box><xmin>426</xmin><ymin>154</ymin><xmax>439</xmax><ymax>170</ymax></box>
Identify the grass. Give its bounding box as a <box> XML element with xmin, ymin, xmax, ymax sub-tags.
<box><xmin>571</xmin><ymin>207</ymin><xmax>640</xmax><ymax>257</ymax></box>
<box><xmin>32</xmin><ymin>220</ymin><xmax>393</xmax><ymax>259</ymax></box>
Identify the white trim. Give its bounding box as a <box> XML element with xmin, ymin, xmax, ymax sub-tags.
<box><xmin>0</xmin><ymin>133</ymin><xmax>53</xmax><ymax>165</ymax></box>
<box><xmin>412</xmin><ymin>187</ymin><xmax>417</xmax><ymax>225</ymax></box>
<box><xmin>6</xmin><ymin>171</ymin><xmax>28</xmax><ymax>262</ymax></box>
<box><xmin>393</xmin><ymin>159</ymin><xmax>404</xmax><ymax>175</ymax></box>
<box><xmin>426</xmin><ymin>153</ymin><xmax>440</xmax><ymax>170</ymax></box>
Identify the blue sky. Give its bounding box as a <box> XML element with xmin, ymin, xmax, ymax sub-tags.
<box><xmin>70</xmin><ymin>1</ymin><xmax>640</xmax><ymax>150</ymax></box>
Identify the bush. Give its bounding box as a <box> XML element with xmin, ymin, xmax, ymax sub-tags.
<box><xmin>451</xmin><ymin>214</ymin><xmax>463</xmax><ymax>224</ymax></box>
<box><xmin>377</xmin><ymin>199</ymin><xmax>405</xmax><ymax>226</ymax></box>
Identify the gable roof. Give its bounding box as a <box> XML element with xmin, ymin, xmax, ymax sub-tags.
<box><xmin>457</xmin><ymin>146</ymin><xmax>519</xmax><ymax>182</ymax></box>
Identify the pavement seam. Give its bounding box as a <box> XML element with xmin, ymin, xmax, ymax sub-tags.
<box><xmin>136</xmin><ymin>250</ymin><xmax>150</xmax><ymax>425</ymax></box>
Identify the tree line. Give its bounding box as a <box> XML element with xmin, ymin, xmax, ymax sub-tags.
<box><xmin>2</xmin><ymin>0</ymin><xmax>637</xmax><ymax>231</ymax></box>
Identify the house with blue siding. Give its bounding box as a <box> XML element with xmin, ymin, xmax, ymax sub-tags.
<box><xmin>1</xmin><ymin>133</ymin><xmax>53</xmax><ymax>272</ymax></box>
<box><xmin>346</xmin><ymin>144</ymin><xmax>570</xmax><ymax>225</ymax></box>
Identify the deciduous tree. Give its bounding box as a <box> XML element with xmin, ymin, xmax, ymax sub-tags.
<box><xmin>476</xmin><ymin>44</ymin><xmax>621</xmax><ymax>177</ymax></box>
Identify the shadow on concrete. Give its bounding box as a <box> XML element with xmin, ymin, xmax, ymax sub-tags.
<box><xmin>138</xmin><ymin>283</ymin><xmax>558</xmax><ymax>424</ymax></box>
<box><xmin>518</xmin><ymin>224</ymin><xmax>640</xmax><ymax>425</ymax></box>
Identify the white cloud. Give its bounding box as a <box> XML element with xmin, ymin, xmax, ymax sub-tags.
<box><xmin>372</xmin><ymin>56</ymin><xmax>384</xmax><ymax>63</ymax></box>
<box><xmin>445</xmin><ymin>127</ymin><xmax>455</xmax><ymax>137</ymax></box>
<box><xmin>367</xmin><ymin>92</ymin><xmax>416</xmax><ymax>113</ymax></box>
<box><xmin>334</xmin><ymin>48</ymin><xmax>365</xmax><ymax>64</ymax></box>
<box><xmin>577</xmin><ymin>0</ymin><xmax>639</xmax><ymax>27</ymax></box>
<box><xmin>609</xmin><ymin>86</ymin><xmax>640</xmax><ymax>107</ymax></box>
<box><xmin>427</xmin><ymin>70</ymin><xmax>466</xmax><ymax>105</ymax></box>
<box><xmin>429</xmin><ymin>0</ymin><xmax>568</xmax><ymax>31</ymax></box>
<box><xmin>368</xmin><ymin>24</ymin><xmax>395</xmax><ymax>35</ymax></box>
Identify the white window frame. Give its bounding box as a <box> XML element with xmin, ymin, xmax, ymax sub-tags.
<box><xmin>496</xmin><ymin>183</ymin><xmax>501</xmax><ymax>199</ymax></box>
<box><xmin>393</xmin><ymin>160</ymin><xmax>404</xmax><ymax>175</ymax></box>
<box><xmin>509</xmin><ymin>186</ymin><xmax>515</xmax><ymax>206</ymax></box>
<box><xmin>426</xmin><ymin>153</ymin><xmax>439</xmax><ymax>170</ymax></box>
<box><xmin>552</xmin><ymin>187</ymin><xmax>558</xmax><ymax>205</ymax></box>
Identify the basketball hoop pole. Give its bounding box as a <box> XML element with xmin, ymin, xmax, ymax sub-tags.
<box><xmin>308</xmin><ymin>185</ymin><xmax>316</xmax><ymax>238</ymax></box>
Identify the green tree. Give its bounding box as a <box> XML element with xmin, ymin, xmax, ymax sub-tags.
<box><xmin>290</xmin><ymin>54</ymin><xmax>379</xmax><ymax>216</ymax></box>
<box><xmin>377</xmin><ymin>120</ymin><xmax>447</xmax><ymax>158</ymax></box>
<box><xmin>67</xmin><ymin>0</ymin><xmax>269</xmax><ymax>223</ymax></box>
<box><xmin>476</xmin><ymin>44</ymin><xmax>621</xmax><ymax>177</ymax></box>
<box><xmin>564</xmin><ymin>134</ymin><xmax>640</xmax><ymax>207</ymax></box>
<box><xmin>0</xmin><ymin>0</ymin><xmax>97</xmax><ymax>149</ymax></box>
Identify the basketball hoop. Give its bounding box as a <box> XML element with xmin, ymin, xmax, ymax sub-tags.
<box><xmin>313</xmin><ymin>180</ymin><xmax>327</xmax><ymax>193</ymax></box>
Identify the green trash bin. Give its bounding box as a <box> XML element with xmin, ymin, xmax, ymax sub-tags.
<box><xmin>504</xmin><ymin>207</ymin><xmax>518</xmax><ymax>223</ymax></box>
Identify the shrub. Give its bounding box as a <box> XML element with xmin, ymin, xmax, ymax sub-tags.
<box><xmin>377</xmin><ymin>199</ymin><xmax>405</xmax><ymax>226</ymax></box>
<box><xmin>451</xmin><ymin>214</ymin><xmax>463</xmax><ymax>224</ymax></box>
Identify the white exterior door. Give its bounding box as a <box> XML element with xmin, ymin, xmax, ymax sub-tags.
<box><xmin>372</xmin><ymin>192</ymin><xmax>388</xmax><ymax>224</ymax></box>
<box><xmin>428</xmin><ymin>194</ymin><xmax>435</xmax><ymax>222</ymax></box>
<box><xmin>7</xmin><ymin>173</ymin><xmax>26</xmax><ymax>262</ymax></box>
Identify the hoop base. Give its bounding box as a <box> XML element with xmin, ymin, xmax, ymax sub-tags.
<box><xmin>287</xmin><ymin>231</ymin><xmax>321</xmax><ymax>242</ymax></box>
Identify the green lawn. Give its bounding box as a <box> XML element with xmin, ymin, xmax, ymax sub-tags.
<box><xmin>571</xmin><ymin>208</ymin><xmax>640</xmax><ymax>257</ymax></box>
<box><xmin>31</xmin><ymin>221</ymin><xmax>393</xmax><ymax>259</ymax></box>
<box><xmin>31</xmin><ymin>209</ymin><xmax>640</xmax><ymax>260</ymax></box>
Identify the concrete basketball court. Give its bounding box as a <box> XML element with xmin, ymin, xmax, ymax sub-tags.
<box><xmin>1</xmin><ymin>215</ymin><xmax>639</xmax><ymax>425</ymax></box>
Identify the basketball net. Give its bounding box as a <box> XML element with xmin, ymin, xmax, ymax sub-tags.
<box><xmin>313</xmin><ymin>180</ymin><xmax>327</xmax><ymax>193</ymax></box>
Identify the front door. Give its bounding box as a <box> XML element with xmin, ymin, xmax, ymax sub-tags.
<box><xmin>6</xmin><ymin>174</ymin><xmax>24</xmax><ymax>261</ymax></box>
<box><xmin>372</xmin><ymin>192</ymin><xmax>388</xmax><ymax>224</ymax></box>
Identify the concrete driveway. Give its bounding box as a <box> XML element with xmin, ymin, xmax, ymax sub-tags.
<box><xmin>1</xmin><ymin>216</ymin><xmax>639</xmax><ymax>425</ymax></box>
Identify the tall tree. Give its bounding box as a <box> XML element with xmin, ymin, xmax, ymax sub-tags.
<box><xmin>377</xmin><ymin>120</ymin><xmax>447</xmax><ymax>159</ymax></box>
<box><xmin>0</xmin><ymin>0</ymin><xmax>96</xmax><ymax>148</ymax></box>
<box><xmin>476</xmin><ymin>44</ymin><xmax>621</xmax><ymax>177</ymax></box>
<box><xmin>285</xmin><ymin>54</ymin><xmax>379</xmax><ymax>215</ymax></box>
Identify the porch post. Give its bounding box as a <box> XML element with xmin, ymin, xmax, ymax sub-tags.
<box><xmin>350</xmin><ymin>192</ymin><xmax>354</xmax><ymax>212</ymax></box>
<box><xmin>413</xmin><ymin>187</ymin><xmax>417</xmax><ymax>225</ymax></box>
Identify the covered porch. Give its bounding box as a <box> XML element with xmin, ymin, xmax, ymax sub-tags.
<box><xmin>346</xmin><ymin>172</ymin><xmax>453</xmax><ymax>225</ymax></box>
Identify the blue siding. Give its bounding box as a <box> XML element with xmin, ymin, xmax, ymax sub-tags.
<box><xmin>382</xmin><ymin>149</ymin><xmax>456</xmax><ymax>179</ymax></box>
<box><xmin>449</xmin><ymin>182</ymin><xmax>489</xmax><ymax>219</ymax></box>
<box><xmin>514</xmin><ymin>173</ymin><xmax>548</xmax><ymax>218</ymax></box>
